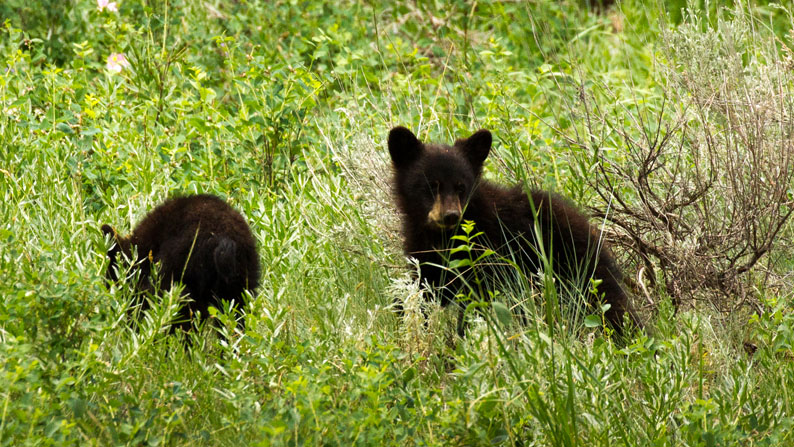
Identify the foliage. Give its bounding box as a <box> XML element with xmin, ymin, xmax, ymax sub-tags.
<box><xmin>1</xmin><ymin>0</ymin><xmax>793</xmax><ymax>445</ymax></box>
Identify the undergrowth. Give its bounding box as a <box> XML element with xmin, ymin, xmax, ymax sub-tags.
<box><xmin>1</xmin><ymin>0</ymin><xmax>793</xmax><ymax>445</ymax></box>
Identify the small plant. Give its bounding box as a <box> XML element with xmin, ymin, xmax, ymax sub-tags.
<box><xmin>445</xmin><ymin>219</ymin><xmax>499</xmax><ymax>334</ymax></box>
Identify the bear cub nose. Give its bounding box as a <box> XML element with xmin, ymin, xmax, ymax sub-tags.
<box><xmin>443</xmin><ymin>209</ymin><xmax>461</xmax><ymax>226</ymax></box>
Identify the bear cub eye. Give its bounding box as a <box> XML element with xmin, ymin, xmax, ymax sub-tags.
<box><xmin>455</xmin><ymin>183</ymin><xmax>466</xmax><ymax>194</ymax></box>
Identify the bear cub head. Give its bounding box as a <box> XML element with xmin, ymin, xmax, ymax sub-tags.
<box><xmin>388</xmin><ymin>126</ymin><xmax>492</xmax><ymax>231</ymax></box>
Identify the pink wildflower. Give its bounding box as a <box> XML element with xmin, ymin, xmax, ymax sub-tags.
<box><xmin>97</xmin><ymin>0</ymin><xmax>118</xmax><ymax>12</ymax></box>
<box><xmin>106</xmin><ymin>53</ymin><xmax>129</xmax><ymax>73</ymax></box>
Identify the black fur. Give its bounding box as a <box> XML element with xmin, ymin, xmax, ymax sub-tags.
<box><xmin>101</xmin><ymin>194</ymin><xmax>260</xmax><ymax>334</ymax></box>
<box><xmin>388</xmin><ymin>127</ymin><xmax>640</xmax><ymax>337</ymax></box>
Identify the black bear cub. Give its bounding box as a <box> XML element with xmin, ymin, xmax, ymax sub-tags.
<box><xmin>388</xmin><ymin>127</ymin><xmax>640</xmax><ymax>337</ymax></box>
<box><xmin>101</xmin><ymin>194</ymin><xmax>260</xmax><ymax>334</ymax></box>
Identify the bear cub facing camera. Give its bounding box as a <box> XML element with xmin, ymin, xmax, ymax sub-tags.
<box><xmin>388</xmin><ymin>126</ymin><xmax>640</xmax><ymax>337</ymax></box>
<box><xmin>101</xmin><ymin>194</ymin><xmax>260</xmax><ymax>334</ymax></box>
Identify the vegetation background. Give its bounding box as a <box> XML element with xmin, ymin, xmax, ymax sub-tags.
<box><xmin>1</xmin><ymin>0</ymin><xmax>794</xmax><ymax>445</ymax></box>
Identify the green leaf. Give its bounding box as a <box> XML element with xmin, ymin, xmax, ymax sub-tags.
<box><xmin>447</xmin><ymin>259</ymin><xmax>472</xmax><ymax>270</ymax></box>
<box><xmin>56</xmin><ymin>122</ymin><xmax>74</xmax><ymax>134</ymax></box>
<box><xmin>477</xmin><ymin>397</ymin><xmax>498</xmax><ymax>414</ymax></box>
<box><xmin>200</xmin><ymin>87</ymin><xmax>217</xmax><ymax>103</ymax></box>
<box><xmin>402</xmin><ymin>367</ymin><xmax>416</xmax><ymax>384</ymax></box>
<box><xmin>450</xmin><ymin>245</ymin><xmax>471</xmax><ymax>254</ymax></box>
<box><xmin>492</xmin><ymin>301</ymin><xmax>512</xmax><ymax>326</ymax></box>
<box><xmin>584</xmin><ymin>315</ymin><xmax>602</xmax><ymax>328</ymax></box>
<box><xmin>474</xmin><ymin>249</ymin><xmax>496</xmax><ymax>262</ymax></box>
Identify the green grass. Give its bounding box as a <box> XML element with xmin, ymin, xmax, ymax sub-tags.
<box><xmin>1</xmin><ymin>0</ymin><xmax>794</xmax><ymax>445</ymax></box>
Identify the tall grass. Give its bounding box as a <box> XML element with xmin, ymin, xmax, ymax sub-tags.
<box><xmin>1</xmin><ymin>0</ymin><xmax>793</xmax><ymax>445</ymax></box>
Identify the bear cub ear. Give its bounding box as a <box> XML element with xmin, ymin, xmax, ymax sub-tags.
<box><xmin>388</xmin><ymin>126</ymin><xmax>422</xmax><ymax>168</ymax></box>
<box><xmin>456</xmin><ymin>129</ymin><xmax>492</xmax><ymax>170</ymax></box>
<box><xmin>101</xmin><ymin>224</ymin><xmax>116</xmax><ymax>239</ymax></box>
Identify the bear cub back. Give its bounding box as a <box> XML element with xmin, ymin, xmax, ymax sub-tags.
<box><xmin>388</xmin><ymin>126</ymin><xmax>640</xmax><ymax>337</ymax></box>
<box><xmin>101</xmin><ymin>194</ymin><xmax>260</xmax><ymax>333</ymax></box>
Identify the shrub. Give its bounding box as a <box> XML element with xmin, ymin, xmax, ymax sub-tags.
<box><xmin>564</xmin><ymin>3</ymin><xmax>794</xmax><ymax>312</ymax></box>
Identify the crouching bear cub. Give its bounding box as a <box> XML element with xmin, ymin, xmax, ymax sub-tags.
<box><xmin>388</xmin><ymin>127</ymin><xmax>640</xmax><ymax>337</ymax></box>
<box><xmin>101</xmin><ymin>194</ymin><xmax>260</xmax><ymax>335</ymax></box>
